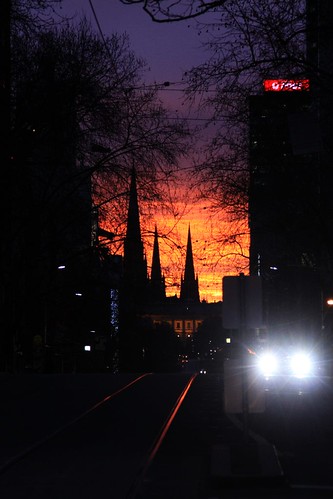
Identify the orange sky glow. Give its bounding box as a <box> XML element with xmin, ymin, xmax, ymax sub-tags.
<box><xmin>99</xmin><ymin>176</ymin><xmax>250</xmax><ymax>304</ymax></box>
<box><xmin>142</xmin><ymin>199</ymin><xmax>250</xmax><ymax>303</ymax></box>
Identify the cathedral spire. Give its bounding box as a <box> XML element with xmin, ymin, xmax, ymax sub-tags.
<box><xmin>151</xmin><ymin>225</ymin><xmax>162</xmax><ymax>282</ymax></box>
<box><xmin>123</xmin><ymin>168</ymin><xmax>148</xmax><ymax>291</ymax></box>
<box><xmin>180</xmin><ymin>225</ymin><xmax>200</xmax><ymax>303</ymax></box>
<box><xmin>150</xmin><ymin>225</ymin><xmax>166</xmax><ymax>301</ymax></box>
<box><xmin>125</xmin><ymin>168</ymin><xmax>142</xmax><ymax>250</ymax></box>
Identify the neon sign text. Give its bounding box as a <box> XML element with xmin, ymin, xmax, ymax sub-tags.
<box><xmin>263</xmin><ymin>79</ymin><xmax>310</xmax><ymax>92</ymax></box>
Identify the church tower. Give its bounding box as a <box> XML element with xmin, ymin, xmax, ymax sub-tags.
<box><xmin>119</xmin><ymin>168</ymin><xmax>148</xmax><ymax>371</ymax></box>
<box><xmin>122</xmin><ymin>168</ymin><xmax>148</xmax><ymax>298</ymax></box>
<box><xmin>150</xmin><ymin>225</ymin><xmax>166</xmax><ymax>302</ymax></box>
<box><xmin>180</xmin><ymin>225</ymin><xmax>200</xmax><ymax>304</ymax></box>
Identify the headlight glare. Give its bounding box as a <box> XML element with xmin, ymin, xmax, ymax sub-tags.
<box><xmin>257</xmin><ymin>352</ymin><xmax>278</xmax><ymax>377</ymax></box>
<box><xmin>290</xmin><ymin>352</ymin><xmax>312</xmax><ymax>378</ymax></box>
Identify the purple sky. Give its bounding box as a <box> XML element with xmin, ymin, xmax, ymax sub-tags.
<box><xmin>57</xmin><ymin>0</ymin><xmax>207</xmax><ymax>85</ymax></box>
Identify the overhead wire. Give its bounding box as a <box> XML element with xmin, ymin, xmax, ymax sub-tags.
<box><xmin>88</xmin><ymin>0</ymin><xmax>109</xmax><ymax>54</ymax></box>
<box><xmin>87</xmin><ymin>0</ymin><xmax>220</xmax><ymax>130</ymax></box>
<box><xmin>88</xmin><ymin>0</ymin><xmax>216</xmax><ymax>95</ymax></box>
<box><xmin>87</xmin><ymin>1</ymin><xmax>223</xmax><ymax>130</ymax></box>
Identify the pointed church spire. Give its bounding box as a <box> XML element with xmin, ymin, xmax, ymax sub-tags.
<box><xmin>151</xmin><ymin>225</ymin><xmax>162</xmax><ymax>282</ymax></box>
<box><xmin>180</xmin><ymin>225</ymin><xmax>200</xmax><ymax>303</ymax></box>
<box><xmin>125</xmin><ymin>168</ymin><xmax>142</xmax><ymax>251</ymax></box>
<box><xmin>184</xmin><ymin>225</ymin><xmax>196</xmax><ymax>283</ymax></box>
<box><xmin>150</xmin><ymin>225</ymin><xmax>166</xmax><ymax>301</ymax></box>
<box><xmin>123</xmin><ymin>168</ymin><xmax>148</xmax><ymax>292</ymax></box>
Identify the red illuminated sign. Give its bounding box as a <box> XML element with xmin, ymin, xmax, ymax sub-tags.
<box><xmin>263</xmin><ymin>79</ymin><xmax>310</xmax><ymax>92</ymax></box>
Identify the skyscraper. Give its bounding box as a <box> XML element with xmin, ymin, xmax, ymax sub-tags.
<box><xmin>248</xmin><ymin>2</ymin><xmax>333</xmax><ymax>342</ymax></box>
<box><xmin>249</xmin><ymin>81</ymin><xmax>322</xmax><ymax>339</ymax></box>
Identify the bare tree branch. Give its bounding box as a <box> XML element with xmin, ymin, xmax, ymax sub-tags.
<box><xmin>120</xmin><ymin>0</ymin><xmax>229</xmax><ymax>22</ymax></box>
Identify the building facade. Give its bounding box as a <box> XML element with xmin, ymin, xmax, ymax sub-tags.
<box><xmin>249</xmin><ymin>81</ymin><xmax>324</xmax><ymax>341</ymax></box>
<box><xmin>248</xmin><ymin>2</ymin><xmax>333</xmax><ymax>344</ymax></box>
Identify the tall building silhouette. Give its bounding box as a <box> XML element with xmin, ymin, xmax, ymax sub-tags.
<box><xmin>248</xmin><ymin>1</ymin><xmax>333</xmax><ymax>341</ymax></box>
<box><xmin>249</xmin><ymin>84</ymin><xmax>321</xmax><ymax>339</ymax></box>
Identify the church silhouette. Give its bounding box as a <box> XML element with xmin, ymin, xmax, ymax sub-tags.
<box><xmin>121</xmin><ymin>169</ymin><xmax>222</xmax><ymax>342</ymax></box>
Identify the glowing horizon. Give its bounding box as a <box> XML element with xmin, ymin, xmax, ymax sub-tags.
<box><xmin>143</xmin><ymin>200</ymin><xmax>250</xmax><ymax>303</ymax></box>
<box><xmin>98</xmin><ymin>178</ymin><xmax>250</xmax><ymax>303</ymax></box>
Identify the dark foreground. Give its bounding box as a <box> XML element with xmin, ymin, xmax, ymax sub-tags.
<box><xmin>0</xmin><ymin>371</ymin><xmax>332</xmax><ymax>498</ymax></box>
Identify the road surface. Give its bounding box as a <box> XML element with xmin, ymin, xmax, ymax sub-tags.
<box><xmin>0</xmin><ymin>371</ymin><xmax>332</xmax><ymax>498</ymax></box>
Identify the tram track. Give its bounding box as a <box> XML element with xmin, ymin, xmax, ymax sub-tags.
<box><xmin>126</xmin><ymin>373</ymin><xmax>197</xmax><ymax>498</ymax></box>
<box><xmin>0</xmin><ymin>372</ymin><xmax>197</xmax><ymax>498</ymax></box>
<box><xmin>0</xmin><ymin>372</ymin><xmax>150</xmax><ymax>475</ymax></box>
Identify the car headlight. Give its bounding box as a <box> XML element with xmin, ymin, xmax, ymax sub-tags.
<box><xmin>257</xmin><ymin>352</ymin><xmax>279</xmax><ymax>377</ymax></box>
<box><xmin>290</xmin><ymin>352</ymin><xmax>312</xmax><ymax>378</ymax></box>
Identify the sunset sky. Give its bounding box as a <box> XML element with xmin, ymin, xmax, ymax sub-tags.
<box><xmin>143</xmin><ymin>199</ymin><xmax>249</xmax><ymax>302</ymax></box>
<box><xmin>58</xmin><ymin>0</ymin><xmax>249</xmax><ymax>302</ymax></box>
